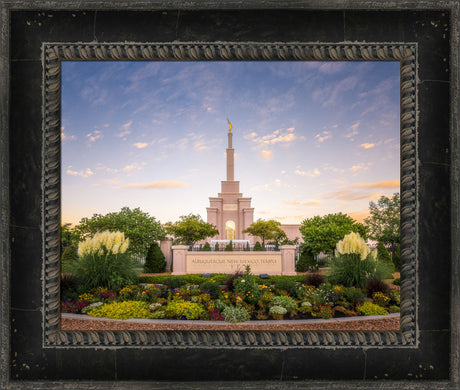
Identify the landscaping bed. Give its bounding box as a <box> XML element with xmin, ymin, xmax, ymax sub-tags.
<box><xmin>61</xmin><ymin>231</ymin><xmax>401</xmax><ymax>328</ymax></box>
<box><xmin>61</xmin><ymin>266</ymin><xmax>400</xmax><ymax>325</ymax></box>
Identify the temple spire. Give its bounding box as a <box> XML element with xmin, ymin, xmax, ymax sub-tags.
<box><xmin>226</xmin><ymin>120</ymin><xmax>234</xmax><ymax>181</ymax></box>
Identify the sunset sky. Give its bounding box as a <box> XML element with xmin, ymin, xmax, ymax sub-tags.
<box><xmin>61</xmin><ymin>60</ymin><xmax>400</xmax><ymax>226</ymax></box>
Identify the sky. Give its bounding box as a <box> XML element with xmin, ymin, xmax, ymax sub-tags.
<box><xmin>61</xmin><ymin>60</ymin><xmax>400</xmax><ymax>226</ymax></box>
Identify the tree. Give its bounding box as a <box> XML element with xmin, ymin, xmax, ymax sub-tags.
<box><xmin>144</xmin><ymin>242</ymin><xmax>166</xmax><ymax>273</ymax></box>
<box><xmin>296</xmin><ymin>245</ymin><xmax>317</xmax><ymax>272</ymax></box>
<box><xmin>376</xmin><ymin>242</ymin><xmax>392</xmax><ymax>264</ymax></box>
<box><xmin>242</xmin><ymin>219</ymin><xmax>286</xmax><ymax>248</ymax></box>
<box><xmin>164</xmin><ymin>214</ymin><xmax>219</xmax><ymax>247</ymax></box>
<box><xmin>299</xmin><ymin>212</ymin><xmax>368</xmax><ymax>256</ymax></box>
<box><xmin>364</xmin><ymin>193</ymin><xmax>400</xmax><ymax>257</ymax></box>
<box><xmin>61</xmin><ymin>223</ymin><xmax>78</xmax><ymax>253</ymax></box>
<box><xmin>73</xmin><ymin>207</ymin><xmax>166</xmax><ymax>257</ymax></box>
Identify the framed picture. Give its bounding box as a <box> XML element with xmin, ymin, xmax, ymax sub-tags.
<box><xmin>1</xmin><ymin>1</ymin><xmax>458</xmax><ymax>388</ymax></box>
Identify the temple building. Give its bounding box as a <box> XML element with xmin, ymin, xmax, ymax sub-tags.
<box><xmin>207</xmin><ymin>122</ymin><xmax>255</xmax><ymax>242</ymax></box>
<box><xmin>206</xmin><ymin>121</ymin><xmax>302</xmax><ymax>244</ymax></box>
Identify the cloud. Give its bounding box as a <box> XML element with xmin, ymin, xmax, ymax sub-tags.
<box><xmin>345</xmin><ymin>121</ymin><xmax>360</xmax><ymax>138</ymax></box>
<box><xmin>86</xmin><ymin>130</ymin><xmax>103</xmax><ymax>143</ymax></box>
<box><xmin>261</xmin><ymin>150</ymin><xmax>273</xmax><ymax>160</ymax></box>
<box><xmin>61</xmin><ymin>131</ymin><xmax>76</xmax><ymax>141</ymax></box>
<box><xmin>123</xmin><ymin>162</ymin><xmax>146</xmax><ymax>172</ymax></box>
<box><xmin>318</xmin><ymin>62</ymin><xmax>346</xmax><ymax>74</ymax></box>
<box><xmin>349</xmin><ymin>163</ymin><xmax>369</xmax><ymax>172</ymax></box>
<box><xmin>295</xmin><ymin>167</ymin><xmax>320</xmax><ymax>177</ymax></box>
<box><xmin>81</xmin><ymin>85</ymin><xmax>108</xmax><ymax>106</ymax></box>
<box><xmin>117</xmin><ymin>121</ymin><xmax>133</xmax><ymax>138</ymax></box>
<box><xmin>341</xmin><ymin>180</ymin><xmax>400</xmax><ymax>189</ymax></box>
<box><xmin>360</xmin><ymin>143</ymin><xmax>376</xmax><ymax>149</ymax></box>
<box><xmin>66</xmin><ymin>167</ymin><xmax>94</xmax><ymax>178</ymax></box>
<box><xmin>315</xmin><ymin>131</ymin><xmax>331</xmax><ymax>144</ymax></box>
<box><xmin>323</xmin><ymin>165</ymin><xmax>345</xmax><ymax>174</ymax></box>
<box><xmin>307</xmin><ymin>168</ymin><xmax>321</xmax><ymax>178</ymax></box>
<box><xmin>319</xmin><ymin>181</ymin><xmax>399</xmax><ymax>203</ymax></box>
<box><xmin>246</xmin><ymin>127</ymin><xmax>302</xmax><ymax>148</ymax></box>
<box><xmin>274</xmin><ymin>179</ymin><xmax>281</xmax><ymax>187</ymax></box>
<box><xmin>133</xmin><ymin>142</ymin><xmax>149</xmax><ymax>149</ymax></box>
<box><xmin>283</xmin><ymin>199</ymin><xmax>321</xmax><ymax>206</ymax></box>
<box><xmin>96</xmin><ymin>166</ymin><xmax>119</xmax><ymax>174</ymax></box>
<box><xmin>116</xmin><ymin>180</ymin><xmax>190</xmax><ymax>189</ymax></box>
<box><xmin>295</xmin><ymin>169</ymin><xmax>307</xmax><ymax>176</ymax></box>
<box><xmin>321</xmin><ymin>190</ymin><xmax>379</xmax><ymax>201</ymax></box>
<box><xmin>244</xmin><ymin>132</ymin><xmax>258</xmax><ymax>140</ymax></box>
<box><xmin>104</xmin><ymin>178</ymin><xmax>121</xmax><ymax>185</ymax></box>
<box><xmin>169</xmin><ymin>132</ymin><xmax>218</xmax><ymax>152</ymax></box>
<box><xmin>312</xmin><ymin>75</ymin><xmax>359</xmax><ymax>107</ymax></box>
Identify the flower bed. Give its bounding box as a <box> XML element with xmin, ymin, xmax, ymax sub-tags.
<box><xmin>61</xmin><ymin>266</ymin><xmax>400</xmax><ymax>323</ymax></box>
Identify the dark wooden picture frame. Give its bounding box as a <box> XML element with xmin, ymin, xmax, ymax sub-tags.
<box><xmin>1</xmin><ymin>1</ymin><xmax>459</xmax><ymax>388</ymax></box>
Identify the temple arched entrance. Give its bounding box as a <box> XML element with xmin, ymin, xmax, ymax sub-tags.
<box><xmin>225</xmin><ymin>220</ymin><xmax>235</xmax><ymax>240</ymax></box>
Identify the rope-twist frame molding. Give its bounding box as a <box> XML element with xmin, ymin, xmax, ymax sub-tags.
<box><xmin>43</xmin><ymin>42</ymin><xmax>417</xmax><ymax>348</ymax></box>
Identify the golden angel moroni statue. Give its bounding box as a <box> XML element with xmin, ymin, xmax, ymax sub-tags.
<box><xmin>227</xmin><ymin>118</ymin><xmax>232</xmax><ymax>133</ymax></box>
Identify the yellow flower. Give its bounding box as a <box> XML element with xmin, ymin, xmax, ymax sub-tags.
<box><xmin>77</xmin><ymin>230</ymin><xmax>130</xmax><ymax>257</ymax></box>
<box><xmin>336</xmin><ymin>232</ymin><xmax>370</xmax><ymax>260</ymax></box>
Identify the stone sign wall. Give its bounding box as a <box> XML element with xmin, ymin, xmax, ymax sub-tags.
<box><xmin>172</xmin><ymin>245</ymin><xmax>297</xmax><ymax>275</ymax></box>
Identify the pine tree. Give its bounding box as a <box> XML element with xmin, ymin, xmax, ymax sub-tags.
<box><xmin>253</xmin><ymin>242</ymin><xmax>263</xmax><ymax>251</ymax></box>
<box><xmin>144</xmin><ymin>242</ymin><xmax>166</xmax><ymax>273</ymax></box>
<box><xmin>376</xmin><ymin>242</ymin><xmax>392</xmax><ymax>263</ymax></box>
<box><xmin>224</xmin><ymin>240</ymin><xmax>233</xmax><ymax>251</ymax></box>
<box><xmin>202</xmin><ymin>242</ymin><xmax>212</xmax><ymax>251</ymax></box>
<box><xmin>393</xmin><ymin>245</ymin><xmax>401</xmax><ymax>271</ymax></box>
<box><xmin>296</xmin><ymin>245</ymin><xmax>317</xmax><ymax>272</ymax></box>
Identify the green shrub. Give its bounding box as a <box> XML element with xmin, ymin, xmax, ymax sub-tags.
<box><xmin>313</xmin><ymin>283</ymin><xmax>339</xmax><ymax>305</ymax></box>
<box><xmin>342</xmin><ymin>286</ymin><xmax>367</xmax><ymax>306</ymax></box>
<box><xmin>162</xmin><ymin>276</ymin><xmax>187</xmax><ymax>288</ymax></box>
<box><xmin>88</xmin><ymin>300</ymin><xmax>151</xmax><ymax>319</ymax></box>
<box><xmin>199</xmin><ymin>280</ymin><xmax>222</xmax><ymax>299</ymax></box>
<box><xmin>269</xmin><ymin>295</ymin><xmax>297</xmax><ymax>315</ymax></box>
<box><xmin>296</xmin><ymin>246</ymin><xmax>317</xmax><ymax>272</ymax></box>
<box><xmin>72</xmin><ymin>231</ymin><xmax>138</xmax><ymax>291</ymax></box>
<box><xmin>138</xmin><ymin>273</ymin><xmax>229</xmax><ymax>285</ymax></box>
<box><xmin>61</xmin><ymin>246</ymin><xmax>79</xmax><ymax>273</ymax></box>
<box><xmin>233</xmin><ymin>266</ymin><xmax>261</xmax><ymax>304</ymax></box>
<box><xmin>163</xmin><ymin>300</ymin><xmax>205</xmax><ymax>320</ymax></box>
<box><xmin>357</xmin><ymin>302</ymin><xmax>389</xmax><ymax>316</ymax></box>
<box><xmin>214</xmin><ymin>243</ymin><xmax>220</xmax><ymax>251</ymax></box>
<box><xmin>245</xmin><ymin>242</ymin><xmax>250</xmax><ymax>251</ymax></box>
<box><xmin>328</xmin><ymin>253</ymin><xmax>377</xmax><ymax>288</ymax></box>
<box><xmin>389</xmin><ymin>290</ymin><xmax>401</xmax><ymax>306</ymax></box>
<box><xmin>393</xmin><ymin>245</ymin><xmax>401</xmax><ymax>271</ymax></box>
<box><xmin>202</xmin><ymin>242</ymin><xmax>212</xmax><ymax>251</ymax></box>
<box><xmin>374</xmin><ymin>260</ymin><xmax>394</xmax><ymax>280</ymax></box>
<box><xmin>273</xmin><ymin>278</ymin><xmax>297</xmax><ymax>295</ymax></box>
<box><xmin>253</xmin><ymin>242</ymin><xmax>263</xmax><ymax>251</ymax></box>
<box><xmin>224</xmin><ymin>240</ymin><xmax>233</xmax><ymax>251</ymax></box>
<box><xmin>389</xmin><ymin>305</ymin><xmax>400</xmax><ymax>312</ymax></box>
<box><xmin>376</xmin><ymin>242</ymin><xmax>392</xmax><ymax>263</ymax></box>
<box><xmin>372</xmin><ymin>291</ymin><xmax>391</xmax><ymax>307</ymax></box>
<box><xmin>224</xmin><ymin>270</ymin><xmax>244</xmax><ymax>292</ymax></box>
<box><xmin>393</xmin><ymin>277</ymin><xmax>401</xmax><ymax>286</ymax></box>
<box><xmin>144</xmin><ymin>242</ymin><xmax>166</xmax><ymax>273</ymax></box>
<box><xmin>222</xmin><ymin>306</ymin><xmax>251</xmax><ymax>323</ymax></box>
<box><xmin>208</xmin><ymin>274</ymin><xmax>228</xmax><ymax>285</ymax></box>
<box><xmin>269</xmin><ymin>305</ymin><xmax>287</xmax><ymax>319</ymax></box>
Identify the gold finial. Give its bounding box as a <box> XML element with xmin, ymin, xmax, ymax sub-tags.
<box><xmin>227</xmin><ymin>118</ymin><xmax>232</xmax><ymax>133</ymax></box>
